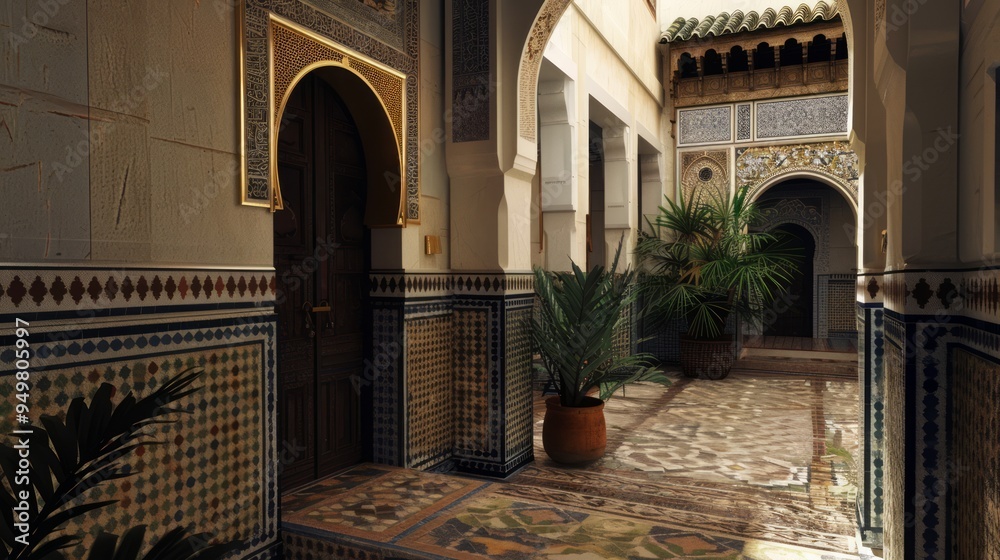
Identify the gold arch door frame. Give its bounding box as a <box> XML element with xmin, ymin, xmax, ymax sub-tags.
<box><xmin>238</xmin><ymin>0</ymin><xmax>420</xmax><ymax>225</ymax></box>
<box><xmin>268</xmin><ymin>16</ymin><xmax>406</xmax><ymax>224</ymax></box>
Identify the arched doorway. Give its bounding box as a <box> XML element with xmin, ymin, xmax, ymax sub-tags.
<box><xmin>766</xmin><ymin>223</ymin><xmax>816</xmax><ymax>337</ymax></box>
<box><xmin>274</xmin><ymin>73</ymin><xmax>370</xmax><ymax>491</ymax></box>
<box><xmin>750</xmin><ymin>177</ymin><xmax>858</xmax><ymax>341</ymax></box>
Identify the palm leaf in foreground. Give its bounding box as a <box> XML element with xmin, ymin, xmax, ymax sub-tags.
<box><xmin>0</xmin><ymin>368</ymin><xmax>242</xmax><ymax>560</ymax></box>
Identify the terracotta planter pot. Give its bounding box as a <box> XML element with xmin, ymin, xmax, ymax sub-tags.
<box><xmin>679</xmin><ymin>334</ymin><xmax>736</xmax><ymax>380</ymax></box>
<box><xmin>542</xmin><ymin>396</ymin><xmax>606</xmax><ymax>465</ymax></box>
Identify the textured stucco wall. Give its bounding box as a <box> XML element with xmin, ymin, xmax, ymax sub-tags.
<box><xmin>0</xmin><ymin>0</ymin><xmax>272</xmax><ymax>267</ymax></box>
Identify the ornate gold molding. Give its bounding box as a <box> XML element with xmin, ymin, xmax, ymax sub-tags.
<box><xmin>238</xmin><ymin>0</ymin><xmax>420</xmax><ymax>222</ymax></box>
<box><xmin>268</xmin><ymin>15</ymin><xmax>406</xmax><ymax>212</ymax></box>
<box><xmin>736</xmin><ymin>141</ymin><xmax>859</xmax><ymax>205</ymax></box>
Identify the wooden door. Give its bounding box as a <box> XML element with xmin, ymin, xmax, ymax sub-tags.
<box><xmin>274</xmin><ymin>75</ymin><xmax>368</xmax><ymax>492</ymax></box>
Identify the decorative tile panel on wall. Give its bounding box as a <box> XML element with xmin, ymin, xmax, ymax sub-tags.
<box><xmin>755</xmin><ymin>94</ymin><xmax>848</xmax><ymax>140</ymax></box>
<box><xmin>857</xmin><ymin>269</ymin><xmax>1000</xmax><ymax>558</ymax></box>
<box><xmin>366</xmin><ymin>272</ymin><xmax>535</xmax><ymax>477</ymax></box>
<box><xmin>951</xmin><ymin>348</ymin><xmax>1000</xmax><ymax>560</ymax></box>
<box><xmin>859</xmin><ymin>274</ymin><xmax>885</xmax><ymax>306</ymax></box>
<box><xmin>882</xmin><ymin>317</ymin><xmax>906</xmax><ymax>558</ymax></box>
<box><xmin>452</xmin><ymin>294</ymin><xmax>535</xmax><ymax>476</ymax></box>
<box><xmin>857</xmin><ymin>304</ymin><xmax>885</xmax><ymax>546</ymax></box>
<box><xmin>0</xmin><ymin>314</ymin><xmax>279</xmax><ymax>559</ymax></box>
<box><xmin>503</xmin><ymin>300</ymin><xmax>535</xmax><ymax>473</ymax></box>
<box><xmin>452</xmin><ymin>305</ymin><xmax>492</xmax><ymax>461</ymax></box>
<box><xmin>677</xmin><ymin>106</ymin><xmax>732</xmax><ymax>146</ymax></box>
<box><xmin>241</xmin><ymin>0</ymin><xmax>421</xmax><ymax>221</ymax></box>
<box><xmin>826</xmin><ymin>275</ymin><xmax>857</xmax><ymax>336</ymax></box>
<box><xmin>0</xmin><ymin>267</ymin><xmax>276</xmax><ymax>320</ymax></box>
<box><xmin>370</xmin><ymin>300</ymin><xmax>404</xmax><ymax>466</ymax></box>
<box><xmin>404</xmin><ymin>308</ymin><xmax>454</xmax><ymax>469</ymax></box>
<box><xmin>451</xmin><ymin>0</ymin><xmax>490</xmax><ymax>143</ymax></box>
<box><xmin>370</xmin><ymin>272</ymin><xmax>534</xmax><ymax>299</ymax></box>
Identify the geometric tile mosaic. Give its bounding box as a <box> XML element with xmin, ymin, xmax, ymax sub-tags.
<box><xmin>370</xmin><ymin>301</ymin><xmax>404</xmax><ymax>466</ymax></box>
<box><xmin>826</xmin><ymin>275</ymin><xmax>857</xmax><ymax>334</ymax></box>
<box><xmin>0</xmin><ymin>313</ymin><xmax>278</xmax><ymax>558</ymax></box>
<box><xmin>405</xmin><ymin>312</ymin><xmax>454</xmax><ymax>469</ymax></box>
<box><xmin>951</xmin><ymin>348</ymin><xmax>1000</xmax><ymax>560</ymax></box>
<box><xmin>857</xmin><ymin>304</ymin><xmax>885</xmax><ymax>546</ymax></box>
<box><xmin>451</xmin><ymin>306</ymin><xmax>491</xmax><ymax>464</ymax></box>
<box><xmin>281</xmin><ymin>370</ymin><xmax>865</xmax><ymax>559</ymax></box>
<box><xmin>369</xmin><ymin>272</ymin><xmax>534</xmax><ymax>298</ymax></box>
<box><xmin>283</xmin><ymin>467</ymin><xmax>484</xmax><ymax>540</ymax></box>
<box><xmin>867</xmin><ymin>266</ymin><xmax>1000</xmax><ymax>559</ymax></box>
<box><xmin>503</xmin><ymin>303</ymin><xmax>534</xmax><ymax>472</ymax></box>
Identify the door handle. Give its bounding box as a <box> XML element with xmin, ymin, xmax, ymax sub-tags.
<box><xmin>315</xmin><ymin>299</ymin><xmax>333</xmax><ymax>329</ymax></box>
<box><xmin>302</xmin><ymin>301</ymin><xmax>316</xmax><ymax>338</ymax></box>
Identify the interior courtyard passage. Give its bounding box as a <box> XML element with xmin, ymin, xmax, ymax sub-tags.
<box><xmin>282</xmin><ymin>366</ymin><xmax>871</xmax><ymax>559</ymax></box>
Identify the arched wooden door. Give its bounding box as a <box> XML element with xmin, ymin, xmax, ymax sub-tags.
<box><xmin>273</xmin><ymin>74</ymin><xmax>369</xmax><ymax>491</ymax></box>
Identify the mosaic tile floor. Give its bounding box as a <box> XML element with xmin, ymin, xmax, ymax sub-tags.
<box><xmin>282</xmin><ymin>371</ymin><xmax>863</xmax><ymax>559</ymax></box>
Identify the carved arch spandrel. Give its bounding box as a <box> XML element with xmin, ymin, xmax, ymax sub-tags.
<box><xmin>736</xmin><ymin>141</ymin><xmax>859</xmax><ymax>208</ymax></box>
<box><xmin>518</xmin><ymin>0</ymin><xmax>573</xmax><ymax>143</ymax></box>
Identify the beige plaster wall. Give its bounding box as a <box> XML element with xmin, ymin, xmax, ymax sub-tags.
<box><xmin>407</xmin><ymin>0</ymin><xmax>450</xmax><ymax>272</ymax></box>
<box><xmin>0</xmin><ymin>0</ymin><xmax>91</xmax><ymax>261</ymax></box>
<box><xmin>2</xmin><ymin>0</ymin><xmax>449</xmax><ymax>272</ymax></box>
<box><xmin>959</xmin><ymin>0</ymin><xmax>1000</xmax><ymax>263</ymax></box>
<box><xmin>828</xmin><ymin>190</ymin><xmax>857</xmax><ymax>273</ymax></box>
<box><xmin>0</xmin><ymin>0</ymin><xmax>272</xmax><ymax>267</ymax></box>
<box><xmin>572</xmin><ymin>0</ymin><xmax>660</xmax><ymax>103</ymax></box>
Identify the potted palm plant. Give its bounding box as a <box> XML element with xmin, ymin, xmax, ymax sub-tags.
<box><xmin>532</xmin><ymin>240</ymin><xmax>671</xmax><ymax>465</ymax></box>
<box><xmin>636</xmin><ymin>186</ymin><xmax>799</xmax><ymax>380</ymax></box>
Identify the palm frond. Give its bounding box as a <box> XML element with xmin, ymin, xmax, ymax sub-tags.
<box><xmin>533</xmin><ymin>237</ymin><xmax>670</xmax><ymax>406</ymax></box>
<box><xmin>636</xmin><ymin>186</ymin><xmax>803</xmax><ymax>339</ymax></box>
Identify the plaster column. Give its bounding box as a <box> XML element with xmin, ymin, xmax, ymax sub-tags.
<box><xmin>876</xmin><ymin>2</ymin><xmax>962</xmax><ymax>559</ymax></box>
<box><xmin>602</xmin><ymin>124</ymin><xmax>636</xmax><ymax>270</ymax></box>
<box><xmin>444</xmin><ymin>0</ymin><xmax>544</xmax><ymax>477</ymax></box>
<box><xmin>538</xmin><ymin>77</ymin><xmax>579</xmax><ymax>271</ymax></box>
<box><xmin>640</xmin><ymin>153</ymin><xmax>664</xmax><ymax>234</ymax></box>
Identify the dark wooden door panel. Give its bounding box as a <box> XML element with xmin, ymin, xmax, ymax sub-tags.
<box><xmin>276</xmin><ymin>74</ymin><xmax>368</xmax><ymax>493</ymax></box>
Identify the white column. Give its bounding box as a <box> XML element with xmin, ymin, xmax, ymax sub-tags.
<box><xmin>538</xmin><ymin>77</ymin><xmax>579</xmax><ymax>271</ymax></box>
<box><xmin>640</xmin><ymin>153</ymin><xmax>664</xmax><ymax>234</ymax></box>
<box><xmin>602</xmin><ymin>125</ymin><xmax>635</xmax><ymax>270</ymax></box>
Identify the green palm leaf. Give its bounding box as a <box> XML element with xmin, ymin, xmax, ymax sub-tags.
<box><xmin>636</xmin><ymin>186</ymin><xmax>802</xmax><ymax>340</ymax></box>
<box><xmin>533</xmin><ymin>237</ymin><xmax>670</xmax><ymax>407</ymax></box>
